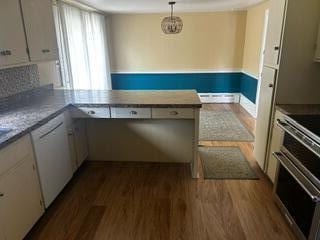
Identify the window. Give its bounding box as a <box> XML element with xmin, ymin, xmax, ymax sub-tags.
<box><xmin>53</xmin><ymin>1</ymin><xmax>111</xmax><ymax>90</ymax></box>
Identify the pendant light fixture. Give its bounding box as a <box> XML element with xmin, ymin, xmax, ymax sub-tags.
<box><xmin>161</xmin><ymin>2</ymin><xmax>183</xmax><ymax>34</ymax></box>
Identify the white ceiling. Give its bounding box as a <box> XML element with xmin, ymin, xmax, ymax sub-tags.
<box><xmin>76</xmin><ymin>0</ymin><xmax>266</xmax><ymax>14</ymax></box>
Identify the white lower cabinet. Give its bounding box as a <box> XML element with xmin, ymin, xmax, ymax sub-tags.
<box><xmin>111</xmin><ymin>107</ymin><xmax>151</xmax><ymax>119</ymax></box>
<box><xmin>0</xmin><ymin>135</ymin><xmax>44</xmax><ymax>240</ymax></box>
<box><xmin>152</xmin><ymin>108</ymin><xmax>194</xmax><ymax>119</ymax></box>
<box><xmin>67</xmin><ymin>119</ymin><xmax>88</xmax><ymax>172</ymax></box>
<box><xmin>73</xmin><ymin>120</ymin><xmax>88</xmax><ymax>168</ymax></box>
<box><xmin>266</xmin><ymin>110</ymin><xmax>285</xmax><ymax>183</ymax></box>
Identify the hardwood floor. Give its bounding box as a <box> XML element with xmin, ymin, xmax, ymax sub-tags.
<box><xmin>26</xmin><ymin>104</ymin><xmax>296</xmax><ymax>240</ymax></box>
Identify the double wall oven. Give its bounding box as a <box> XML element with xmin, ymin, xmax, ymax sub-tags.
<box><xmin>274</xmin><ymin>114</ymin><xmax>320</xmax><ymax>240</ymax></box>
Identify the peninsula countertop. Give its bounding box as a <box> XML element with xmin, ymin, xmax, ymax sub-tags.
<box><xmin>0</xmin><ymin>88</ymin><xmax>202</xmax><ymax>149</ymax></box>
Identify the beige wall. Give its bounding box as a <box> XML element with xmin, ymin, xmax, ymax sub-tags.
<box><xmin>242</xmin><ymin>1</ymin><xmax>269</xmax><ymax>78</ymax></box>
<box><xmin>108</xmin><ymin>12</ymin><xmax>247</xmax><ymax>72</ymax></box>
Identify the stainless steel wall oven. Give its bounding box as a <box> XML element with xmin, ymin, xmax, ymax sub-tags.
<box><xmin>274</xmin><ymin>115</ymin><xmax>320</xmax><ymax>240</ymax></box>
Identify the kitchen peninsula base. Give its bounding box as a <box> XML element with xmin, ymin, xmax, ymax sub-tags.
<box><xmin>85</xmin><ymin>115</ymin><xmax>199</xmax><ymax>178</ymax></box>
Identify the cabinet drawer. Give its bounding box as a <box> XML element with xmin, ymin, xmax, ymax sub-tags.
<box><xmin>71</xmin><ymin>107</ymin><xmax>110</xmax><ymax>119</ymax></box>
<box><xmin>110</xmin><ymin>107</ymin><xmax>151</xmax><ymax>119</ymax></box>
<box><xmin>152</xmin><ymin>108</ymin><xmax>194</xmax><ymax>119</ymax></box>
<box><xmin>0</xmin><ymin>135</ymin><xmax>33</xmax><ymax>177</ymax></box>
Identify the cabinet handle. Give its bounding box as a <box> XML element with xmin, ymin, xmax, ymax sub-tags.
<box><xmin>130</xmin><ymin>111</ymin><xmax>137</xmax><ymax>115</ymax></box>
<box><xmin>0</xmin><ymin>50</ymin><xmax>12</xmax><ymax>56</ymax></box>
<box><xmin>0</xmin><ymin>193</ymin><xmax>4</xmax><ymax>197</ymax></box>
<box><xmin>87</xmin><ymin>110</ymin><xmax>95</xmax><ymax>115</ymax></box>
<box><xmin>42</xmin><ymin>49</ymin><xmax>50</xmax><ymax>53</ymax></box>
<box><xmin>169</xmin><ymin>111</ymin><xmax>179</xmax><ymax>115</ymax></box>
<box><xmin>39</xmin><ymin>122</ymin><xmax>63</xmax><ymax>139</ymax></box>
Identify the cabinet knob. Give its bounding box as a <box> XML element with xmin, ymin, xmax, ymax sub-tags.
<box><xmin>0</xmin><ymin>193</ymin><xmax>4</xmax><ymax>197</ymax></box>
<box><xmin>87</xmin><ymin>110</ymin><xmax>95</xmax><ymax>115</ymax></box>
<box><xmin>274</xmin><ymin>46</ymin><xmax>280</xmax><ymax>51</ymax></box>
<box><xmin>268</xmin><ymin>83</ymin><xmax>274</xmax><ymax>88</ymax></box>
<box><xmin>0</xmin><ymin>50</ymin><xmax>12</xmax><ymax>56</ymax></box>
<box><xmin>67</xmin><ymin>130</ymin><xmax>74</xmax><ymax>136</ymax></box>
<box><xmin>130</xmin><ymin>111</ymin><xmax>137</xmax><ymax>115</ymax></box>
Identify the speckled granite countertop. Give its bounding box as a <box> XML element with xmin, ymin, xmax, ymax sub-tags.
<box><xmin>276</xmin><ymin>104</ymin><xmax>320</xmax><ymax>115</ymax></box>
<box><xmin>0</xmin><ymin>88</ymin><xmax>201</xmax><ymax>149</ymax></box>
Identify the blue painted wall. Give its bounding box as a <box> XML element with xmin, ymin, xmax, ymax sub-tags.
<box><xmin>240</xmin><ymin>73</ymin><xmax>258</xmax><ymax>103</ymax></box>
<box><xmin>111</xmin><ymin>72</ymin><xmax>258</xmax><ymax>103</ymax></box>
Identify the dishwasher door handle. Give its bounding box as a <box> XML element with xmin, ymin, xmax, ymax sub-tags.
<box><xmin>39</xmin><ymin>122</ymin><xmax>63</xmax><ymax>139</ymax></box>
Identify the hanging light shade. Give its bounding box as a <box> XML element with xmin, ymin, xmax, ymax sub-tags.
<box><xmin>161</xmin><ymin>2</ymin><xmax>183</xmax><ymax>34</ymax></box>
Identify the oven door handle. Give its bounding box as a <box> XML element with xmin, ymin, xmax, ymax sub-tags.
<box><xmin>273</xmin><ymin>152</ymin><xmax>320</xmax><ymax>203</ymax></box>
<box><xmin>277</xmin><ymin>119</ymin><xmax>320</xmax><ymax>158</ymax></box>
<box><xmin>277</xmin><ymin>119</ymin><xmax>293</xmax><ymax>133</ymax></box>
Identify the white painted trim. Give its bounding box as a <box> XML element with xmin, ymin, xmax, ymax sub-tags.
<box><xmin>241</xmin><ymin>70</ymin><xmax>259</xmax><ymax>80</ymax></box>
<box><xmin>256</xmin><ymin>9</ymin><xmax>269</xmax><ymax>117</ymax></box>
<box><xmin>58</xmin><ymin>0</ymin><xmax>105</xmax><ymax>14</ymax></box>
<box><xmin>240</xmin><ymin>94</ymin><xmax>257</xmax><ymax>118</ymax></box>
<box><xmin>198</xmin><ymin>93</ymin><xmax>240</xmax><ymax>103</ymax></box>
<box><xmin>111</xmin><ymin>69</ymin><xmax>243</xmax><ymax>74</ymax></box>
<box><xmin>108</xmin><ymin>9</ymin><xmax>249</xmax><ymax>15</ymax></box>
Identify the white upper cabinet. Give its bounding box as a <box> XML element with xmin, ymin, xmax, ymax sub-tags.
<box><xmin>21</xmin><ymin>0</ymin><xmax>58</xmax><ymax>62</ymax></box>
<box><xmin>264</xmin><ymin>0</ymin><xmax>287</xmax><ymax>68</ymax></box>
<box><xmin>0</xmin><ymin>0</ymin><xmax>29</xmax><ymax>67</ymax></box>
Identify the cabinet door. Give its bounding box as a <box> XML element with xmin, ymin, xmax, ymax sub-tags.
<box><xmin>68</xmin><ymin>127</ymin><xmax>78</xmax><ymax>173</ymax></box>
<box><xmin>264</xmin><ymin>0</ymin><xmax>287</xmax><ymax>67</ymax></box>
<box><xmin>254</xmin><ymin>67</ymin><xmax>277</xmax><ymax>170</ymax></box>
<box><xmin>0</xmin><ymin>213</ymin><xmax>5</xmax><ymax>240</ymax></box>
<box><xmin>0</xmin><ymin>0</ymin><xmax>29</xmax><ymax>67</ymax></box>
<box><xmin>0</xmin><ymin>155</ymin><xmax>44</xmax><ymax>240</ymax></box>
<box><xmin>21</xmin><ymin>0</ymin><xmax>58</xmax><ymax>62</ymax></box>
<box><xmin>74</xmin><ymin>120</ymin><xmax>88</xmax><ymax>167</ymax></box>
<box><xmin>315</xmin><ymin>24</ymin><xmax>320</xmax><ymax>62</ymax></box>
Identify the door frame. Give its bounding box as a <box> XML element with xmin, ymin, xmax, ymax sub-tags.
<box><xmin>255</xmin><ymin>9</ymin><xmax>269</xmax><ymax>117</ymax></box>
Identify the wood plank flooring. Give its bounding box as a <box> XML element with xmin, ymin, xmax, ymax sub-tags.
<box><xmin>26</xmin><ymin>104</ymin><xmax>296</xmax><ymax>240</ymax></box>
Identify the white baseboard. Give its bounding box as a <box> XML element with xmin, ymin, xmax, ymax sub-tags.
<box><xmin>198</xmin><ymin>93</ymin><xmax>240</xmax><ymax>103</ymax></box>
<box><xmin>240</xmin><ymin>94</ymin><xmax>256</xmax><ymax>118</ymax></box>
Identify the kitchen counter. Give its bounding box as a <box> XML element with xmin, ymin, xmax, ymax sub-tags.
<box><xmin>276</xmin><ymin>104</ymin><xmax>320</xmax><ymax>115</ymax></box>
<box><xmin>0</xmin><ymin>86</ymin><xmax>202</xmax><ymax>149</ymax></box>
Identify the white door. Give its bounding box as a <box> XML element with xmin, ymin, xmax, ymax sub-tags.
<box><xmin>0</xmin><ymin>156</ymin><xmax>44</xmax><ymax>240</ymax></box>
<box><xmin>254</xmin><ymin>67</ymin><xmax>277</xmax><ymax>170</ymax></box>
<box><xmin>21</xmin><ymin>0</ymin><xmax>58</xmax><ymax>62</ymax></box>
<box><xmin>0</xmin><ymin>0</ymin><xmax>29</xmax><ymax>67</ymax></box>
<box><xmin>264</xmin><ymin>0</ymin><xmax>287</xmax><ymax>68</ymax></box>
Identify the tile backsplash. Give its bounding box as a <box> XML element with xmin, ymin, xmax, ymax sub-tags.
<box><xmin>0</xmin><ymin>64</ymin><xmax>40</xmax><ymax>98</ymax></box>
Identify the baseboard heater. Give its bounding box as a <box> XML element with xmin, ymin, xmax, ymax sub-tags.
<box><xmin>198</xmin><ymin>93</ymin><xmax>240</xmax><ymax>103</ymax></box>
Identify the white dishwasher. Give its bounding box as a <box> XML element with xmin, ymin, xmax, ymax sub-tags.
<box><xmin>31</xmin><ymin>114</ymin><xmax>73</xmax><ymax>208</ymax></box>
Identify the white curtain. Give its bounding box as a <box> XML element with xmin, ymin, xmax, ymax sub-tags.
<box><xmin>53</xmin><ymin>2</ymin><xmax>112</xmax><ymax>90</ymax></box>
